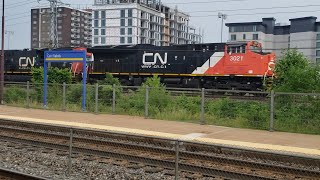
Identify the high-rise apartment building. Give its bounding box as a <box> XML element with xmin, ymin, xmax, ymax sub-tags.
<box><xmin>31</xmin><ymin>6</ymin><xmax>92</xmax><ymax>48</ymax></box>
<box><xmin>92</xmin><ymin>0</ymin><xmax>202</xmax><ymax>46</ymax></box>
<box><xmin>226</xmin><ymin>17</ymin><xmax>320</xmax><ymax>64</ymax></box>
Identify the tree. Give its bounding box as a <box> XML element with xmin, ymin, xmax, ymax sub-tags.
<box><xmin>273</xmin><ymin>49</ymin><xmax>320</xmax><ymax>93</ymax></box>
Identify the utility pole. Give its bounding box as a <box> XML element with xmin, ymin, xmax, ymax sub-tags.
<box><xmin>5</xmin><ymin>30</ymin><xmax>14</xmax><ymax>50</ymax></box>
<box><xmin>218</xmin><ymin>12</ymin><xmax>227</xmax><ymax>43</ymax></box>
<box><xmin>38</xmin><ymin>0</ymin><xmax>68</xmax><ymax>48</ymax></box>
<box><xmin>0</xmin><ymin>0</ymin><xmax>5</xmax><ymax>105</ymax></box>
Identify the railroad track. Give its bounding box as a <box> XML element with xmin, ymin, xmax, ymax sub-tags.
<box><xmin>0</xmin><ymin>119</ymin><xmax>319</xmax><ymax>180</ymax></box>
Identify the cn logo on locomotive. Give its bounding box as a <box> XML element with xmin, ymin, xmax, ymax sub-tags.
<box><xmin>19</xmin><ymin>57</ymin><xmax>35</xmax><ymax>69</ymax></box>
<box><xmin>142</xmin><ymin>53</ymin><xmax>167</xmax><ymax>65</ymax></box>
<box><xmin>142</xmin><ymin>52</ymin><xmax>168</xmax><ymax>69</ymax></box>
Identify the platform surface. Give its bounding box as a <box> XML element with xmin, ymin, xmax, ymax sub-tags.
<box><xmin>0</xmin><ymin>106</ymin><xmax>319</xmax><ymax>157</ymax></box>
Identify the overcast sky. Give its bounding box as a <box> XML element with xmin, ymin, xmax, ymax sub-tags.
<box><xmin>3</xmin><ymin>0</ymin><xmax>320</xmax><ymax>49</ymax></box>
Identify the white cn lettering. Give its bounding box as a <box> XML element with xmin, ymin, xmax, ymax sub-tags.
<box><xmin>143</xmin><ymin>53</ymin><xmax>168</xmax><ymax>65</ymax></box>
<box><xmin>19</xmin><ymin>57</ymin><xmax>35</xmax><ymax>67</ymax></box>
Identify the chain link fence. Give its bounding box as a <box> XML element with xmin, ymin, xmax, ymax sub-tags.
<box><xmin>2</xmin><ymin>82</ymin><xmax>320</xmax><ymax>135</ymax></box>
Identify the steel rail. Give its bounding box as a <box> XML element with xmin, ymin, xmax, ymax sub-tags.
<box><xmin>0</xmin><ymin>118</ymin><xmax>319</xmax><ymax>161</ymax></box>
<box><xmin>0</xmin><ymin>167</ymin><xmax>48</xmax><ymax>180</ymax></box>
<box><xmin>0</xmin><ymin>126</ymin><xmax>319</xmax><ymax>179</ymax></box>
<box><xmin>0</xmin><ymin>134</ymin><xmax>276</xmax><ymax>180</ymax></box>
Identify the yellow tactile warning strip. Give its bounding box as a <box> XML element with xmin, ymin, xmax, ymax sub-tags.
<box><xmin>0</xmin><ymin>114</ymin><xmax>319</xmax><ymax>157</ymax></box>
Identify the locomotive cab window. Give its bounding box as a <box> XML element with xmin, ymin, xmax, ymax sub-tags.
<box><xmin>250</xmin><ymin>45</ymin><xmax>262</xmax><ymax>53</ymax></box>
<box><xmin>227</xmin><ymin>44</ymin><xmax>247</xmax><ymax>54</ymax></box>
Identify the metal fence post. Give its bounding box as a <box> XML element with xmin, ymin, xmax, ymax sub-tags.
<box><xmin>175</xmin><ymin>140</ymin><xmax>180</xmax><ymax>180</ymax></box>
<box><xmin>68</xmin><ymin>129</ymin><xmax>73</xmax><ymax>176</ymax></box>
<box><xmin>145</xmin><ymin>85</ymin><xmax>149</xmax><ymax>119</ymax></box>
<box><xmin>95</xmin><ymin>83</ymin><xmax>99</xmax><ymax>114</ymax></box>
<box><xmin>200</xmin><ymin>88</ymin><xmax>205</xmax><ymax>125</ymax></box>
<box><xmin>270</xmin><ymin>90</ymin><xmax>275</xmax><ymax>132</ymax></box>
<box><xmin>26</xmin><ymin>81</ymin><xmax>30</xmax><ymax>109</ymax></box>
<box><xmin>112</xmin><ymin>84</ymin><xmax>116</xmax><ymax>114</ymax></box>
<box><xmin>62</xmin><ymin>82</ymin><xmax>66</xmax><ymax>112</ymax></box>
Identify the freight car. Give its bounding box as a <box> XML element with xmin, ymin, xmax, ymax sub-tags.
<box><xmin>72</xmin><ymin>41</ymin><xmax>275</xmax><ymax>91</ymax></box>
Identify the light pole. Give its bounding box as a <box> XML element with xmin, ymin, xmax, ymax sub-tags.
<box><xmin>218</xmin><ymin>12</ymin><xmax>227</xmax><ymax>43</ymax></box>
<box><xmin>0</xmin><ymin>0</ymin><xmax>5</xmax><ymax>105</ymax></box>
<box><xmin>5</xmin><ymin>30</ymin><xmax>13</xmax><ymax>50</ymax></box>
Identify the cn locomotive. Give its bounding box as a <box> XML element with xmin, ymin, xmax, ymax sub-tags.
<box><xmin>4</xmin><ymin>41</ymin><xmax>275</xmax><ymax>91</ymax></box>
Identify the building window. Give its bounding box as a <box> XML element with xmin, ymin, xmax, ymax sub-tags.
<box><xmin>230</xmin><ymin>27</ymin><xmax>235</xmax><ymax>32</ymax></box>
<box><xmin>231</xmin><ymin>34</ymin><xmax>236</xmax><ymax>41</ymax></box>
<box><xmin>128</xmin><ymin>28</ymin><xmax>132</xmax><ymax>35</ymax></box>
<box><xmin>101</xmin><ymin>11</ymin><xmax>106</xmax><ymax>19</ymax></box>
<box><xmin>94</xmin><ymin>11</ymin><xmax>99</xmax><ymax>19</ymax></box>
<box><xmin>128</xmin><ymin>37</ymin><xmax>132</xmax><ymax>44</ymax></box>
<box><xmin>101</xmin><ymin>37</ymin><xmax>106</xmax><ymax>44</ymax></box>
<box><xmin>317</xmin><ymin>50</ymin><xmax>320</xmax><ymax>56</ymax></box>
<box><xmin>121</xmin><ymin>9</ymin><xmax>125</xmax><ymax>18</ymax></box>
<box><xmin>94</xmin><ymin>37</ymin><xmax>99</xmax><ymax>44</ymax></box>
<box><xmin>100</xmin><ymin>29</ymin><xmax>105</xmax><ymax>36</ymax></box>
<box><xmin>128</xmin><ymin>18</ymin><xmax>132</xmax><ymax>26</ymax></box>
<box><xmin>32</xmin><ymin>9</ymin><xmax>38</xmax><ymax>14</ymax></box>
<box><xmin>317</xmin><ymin>42</ymin><xmax>320</xmax><ymax>48</ymax></box>
<box><xmin>120</xmin><ymin>28</ymin><xmax>125</xmax><ymax>35</ymax></box>
<box><xmin>101</xmin><ymin>20</ymin><xmax>106</xmax><ymax>27</ymax></box>
<box><xmin>317</xmin><ymin>58</ymin><xmax>320</xmax><ymax>64</ymax></box>
<box><xmin>253</xmin><ymin>25</ymin><xmax>257</xmax><ymax>32</ymax></box>
<box><xmin>120</xmin><ymin>37</ymin><xmax>125</xmax><ymax>44</ymax></box>
<box><xmin>243</xmin><ymin>34</ymin><xmax>246</xmax><ymax>40</ymax></box>
<box><xmin>317</xmin><ymin>34</ymin><xmax>320</xmax><ymax>40</ymax></box>
<box><xmin>317</xmin><ymin>26</ymin><xmax>320</xmax><ymax>32</ymax></box>
<box><xmin>94</xmin><ymin>20</ymin><xmax>99</xmax><ymax>27</ymax></box>
<box><xmin>253</xmin><ymin>34</ymin><xmax>259</xmax><ymax>40</ymax></box>
<box><xmin>128</xmin><ymin>9</ymin><xmax>132</xmax><ymax>17</ymax></box>
<box><xmin>94</xmin><ymin>29</ymin><xmax>99</xmax><ymax>35</ymax></box>
<box><xmin>120</xmin><ymin>19</ymin><xmax>125</xmax><ymax>26</ymax></box>
<box><xmin>33</xmin><ymin>21</ymin><xmax>37</xmax><ymax>24</ymax></box>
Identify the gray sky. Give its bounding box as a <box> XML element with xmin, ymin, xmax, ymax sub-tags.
<box><xmin>4</xmin><ymin>0</ymin><xmax>320</xmax><ymax>49</ymax></box>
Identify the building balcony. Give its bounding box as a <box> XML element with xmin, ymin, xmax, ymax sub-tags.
<box><xmin>71</xmin><ymin>40</ymin><xmax>80</xmax><ymax>44</ymax></box>
<box><xmin>71</xmin><ymin>17</ymin><xmax>80</xmax><ymax>21</ymax></box>
<box><xmin>140</xmin><ymin>33</ymin><xmax>148</xmax><ymax>37</ymax></box>
<box><xmin>150</xmin><ymin>21</ymin><xmax>160</xmax><ymax>25</ymax></box>
<box><xmin>150</xmin><ymin>29</ymin><xmax>158</xmax><ymax>32</ymax></box>
<box><xmin>71</xmin><ymin>23</ymin><xmax>80</xmax><ymax>27</ymax></box>
<box><xmin>71</xmin><ymin>36</ymin><xmax>80</xmax><ymax>40</ymax></box>
<box><xmin>71</xmin><ymin>12</ymin><xmax>80</xmax><ymax>16</ymax></box>
<box><xmin>71</xmin><ymin>29</ymin><xmax>80</xmax><ymax>33</ymax></box>
<box><xmin>141</xmin><ymin>16</ymin><xmax>149</xmax><ymax>21</ymax></box>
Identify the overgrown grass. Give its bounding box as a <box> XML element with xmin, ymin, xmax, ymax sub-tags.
<box><xmin>3</xmin><ymin>80</ymin><xmax>320</xmax><ymax>135</ymax></box>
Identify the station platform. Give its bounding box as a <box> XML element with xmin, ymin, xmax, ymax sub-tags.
<box><xmin>0</xmin><ymin>105</ymin><xmax>319</xmax><ymax>157</ymax></box>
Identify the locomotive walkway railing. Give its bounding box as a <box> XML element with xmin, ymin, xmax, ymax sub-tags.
<box><xmin>2</xmin><ymin>81</ymin><xmax>320</xmax><ymax>135</ymax></box>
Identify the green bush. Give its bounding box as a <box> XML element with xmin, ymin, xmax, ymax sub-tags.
<box><xmin>4</xmin><ymin>87</ymin><xmax>26</xmax><ymax>104</ymax></box>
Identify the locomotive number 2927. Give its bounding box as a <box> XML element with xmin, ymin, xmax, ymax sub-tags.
<box><xmin>230</xmin><ymin>56</ymin><xmax>244</xmax><ymax>62</ymax></box>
